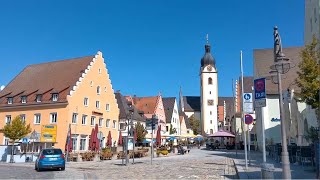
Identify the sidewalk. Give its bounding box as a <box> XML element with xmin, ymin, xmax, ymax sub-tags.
<box><xmin>218</xmin><ymin>149</ymin><xmax>316</xmax><ymax>179</ymax></box>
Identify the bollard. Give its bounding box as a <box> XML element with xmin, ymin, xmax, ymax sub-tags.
<box><xmin>261</xmin><ymin>163</ymin><xmax>274</xmax><ymax>179</ymax></box>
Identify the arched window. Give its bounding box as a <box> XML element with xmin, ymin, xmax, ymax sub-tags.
<box><xmin>208</xmin><ymin>77</ymin><xmax>213</xmax><ymax>85</ymax></box>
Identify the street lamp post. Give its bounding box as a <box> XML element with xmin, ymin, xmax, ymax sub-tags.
<box><xmin>126</xmin><ymin>102</ymin><xmax>134</xmax><ymax>165</ymax></box>
<box><xmin>151</xmin><ymin>114</ymin><xmax>158</xmax><ymax>164</ymax></box>
<box><xmin>270</xmin><ymin>26</ymin><xmax>291</xmax><ymax>179</ymax></box>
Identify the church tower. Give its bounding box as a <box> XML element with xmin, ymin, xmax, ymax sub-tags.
<box><xmin>200</xmin><ymin>35</ymin><xmax>218</xmax><ymax>135</ymax></box>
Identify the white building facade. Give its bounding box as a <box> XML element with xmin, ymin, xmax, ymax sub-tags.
<box><xmin>163</xmin><ymin>97</ymin><xmax>181</xmax><ymax>136</ymax></box>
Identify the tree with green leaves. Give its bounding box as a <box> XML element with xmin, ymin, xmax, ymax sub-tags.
<box><xmin>296</xmin><ymin>36</ymin><xmax>320</xmax><ymax>141</ymax></box>
<box><xmin>169</xmin><ymin>124</ymin><xmax>177</xmax><ymax>135</ymax></box>
<box><xmin>135</xmin><ymin>122</ymin><xmax>147</xmax><ymax>143</ymax></box>
<box><xmin>188</xmin><ymin>115</ymin><xmax>200</xmax><ymax>135</ymax></box>
<box><xmin>296</xmin><ymin>36</ymin><xmax>320</xmax><ymax>119</ymax></box>
<box><xmin>0</xmin><ymin>116</ymin><xmax>31</xmax><ymax>163</ymax></box>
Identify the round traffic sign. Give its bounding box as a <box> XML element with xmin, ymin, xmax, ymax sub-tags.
<box><xmin>244</xmin><ymin>114</ymin><xmax>254</xmax><ymax>125</ymax></box>
<box><xmin>255</xmin><ymin>79</ymin><xmax>265</xmax><ymax>92</ymax></box>
<box><xmin>244</xmin><ymin>93</ymin><xmax>251</xmax><ymax>100</ymax></box>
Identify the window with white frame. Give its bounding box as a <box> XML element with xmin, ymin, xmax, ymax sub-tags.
<box><xmin>91</xmin><ymin>116</ymin><xmax>95</xmax><ymax>126</ymax></box>
<box><xmin>20</xmin><ymin>114</ymin><xmax>26</xmax><ymax>123</ymax></box>
<box><xmin>97</xmin><ymin>86</ymin><xmax>100</xmax><ymax>95</ymax></box>
<box><xmin>72</xmin><ymin>113</ymin><xmax>78</xmax><ymax>124</ymax></box>
<box><xmin>96</xmin><ymin>101</ymin><xmax>100</xmax><ymax>109</ymax></box>
<box><xmin>112</xmin><ymin>120</ymin><xmax>116</xmax><ymax>129</ymax></box>
<box><xmin>106</xmin><ymin>104</ymin><xmax>110</xmax><ymax>111</ymax></box>
<box><xmin>52</xmin><ymin>93</ymin><xmax>58</xmax><ymax>101</ymax></box>
<box><xmin>106</xmin><ymin>119</ymin><xmax>110</xmax><ymax>128</ymax></box>
<box><xmin>72</xmin><ymin>135</ymin><xmax>78</xmax><ymax>151</ymax></box>
<box><xmin>4</xmin><ymin>137</ymin><xmax>9</xmax><ymax>145</ymax></box>
<box><xmin>21</xmin><ymin>96</ymin><xmax>27</xmax><ymax>103</ymax></box>
<box><xmin>5</xmin><ymin>115</ymin><xmax>11</xmax><ymax>124</ymax></box>
<box><xmin>84</xmin><ymin>97</ymin><xmax>89</xmax><ymax>107</ymax></box>
<box><xmin>82</xmin><ymin>115</ymin><xmax>87</xmax><ymax>125</ymax></box>
<box><xmin>50</xmin><ymin>113</ymin><xmax>57</xmax><ymax>123</ymax></box>
<box><xmin>80</xmin><ymin>136</ymin><xmax>87</xmax><ymax>150</ymax></box>
<box><xmin>34</xmin><ymin>114</ymin><xmax>41</xmax><ymax>124</ymax></box>
<box><xmin>7</xmin><ymin>97</ymin><xmax>13</xmax><ymax>104</ymax></box>
<box><xmin>99</xmin><ymin>118</ymin><xmax>103</xmax><ymax>127</ymax></box>
<box><xmin>36</xmin><ymin>94</ymin><xmax>42</xmax><ymax>102</ymax></box>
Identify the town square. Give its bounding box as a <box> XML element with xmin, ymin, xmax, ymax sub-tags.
<box><xmin>0</xmin><ymin>0</ymin><xmax>319</xmax><ymax>179</ymax></box>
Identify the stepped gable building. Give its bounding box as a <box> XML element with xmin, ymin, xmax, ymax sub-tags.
<box><xmin>126</xmin><ymin>94</ymin><xmax>167</xmax><ymax>134</ymax></box>
<box><xmin>0</xmin><ymin>51</ymin><xmax>119</xmax><ymax>152</ymax></box>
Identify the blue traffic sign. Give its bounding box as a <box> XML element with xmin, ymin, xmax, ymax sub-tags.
<box><xmin>244</xmin><ymin>114</ymin><xmax>254</xmax><ymax>125</ymax></box>
<box><xmin>244</xmin><ymin>93</ymin><xmax>251</xmax><ymax>100</ymax></box>
<box><xmin>22</xmin><ymin>138</ymin><xmax>29</xmax><ymax>144</ymax></box>
<box><xmin>254</xmin><ymin>78</ymin><xmax>266</xmax><ymax>99</ymax></box>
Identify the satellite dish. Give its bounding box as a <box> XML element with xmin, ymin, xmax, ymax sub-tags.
<box><xmin>0</xmin><ymin>85</ymin><xmax>5</xmax><ymax>91</ymax></box>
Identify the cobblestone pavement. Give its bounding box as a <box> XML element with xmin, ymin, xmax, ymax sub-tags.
<box><xmin>0</xmin><ymin>147</ymin><xmax>238</xmax><ymax>179</ymax></box>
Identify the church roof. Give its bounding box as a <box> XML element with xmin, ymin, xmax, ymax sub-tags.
<box><xmin>162</xmin><ymin>97</ymin><xmax>176</xmax><ymax>123</ymax></box>
<box><xmin>201</xmin><ymin>44</ymin><xmax>216</xmax><ymax>68</ymax></box>
<box><xmin>183</xmin><ymin>96</ymin><xmax>201</xmax><ymax>112</ymax></box>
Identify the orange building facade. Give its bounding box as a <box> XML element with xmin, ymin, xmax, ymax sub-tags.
<box><xmin>0</xmin><ymin>51</ymin><xmax>119</xmax><ymax>152</ymax></box>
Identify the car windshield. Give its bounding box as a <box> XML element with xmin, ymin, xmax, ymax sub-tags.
<box><xmin>42</xmin><ymin>149</ymin><xmax>62</xmax><ymax>155</ymax></box>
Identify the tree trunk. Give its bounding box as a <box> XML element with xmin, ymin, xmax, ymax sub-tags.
<box><xmin>10</xmin><ymin>143</ymin><xmax>14</xmax><ymax>163</ymax></box>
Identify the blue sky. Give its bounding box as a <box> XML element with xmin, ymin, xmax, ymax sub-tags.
<box><xmin>0</xmin><ymin>0</ymin><xmax>304</xmax><ymax>98</ymax></box>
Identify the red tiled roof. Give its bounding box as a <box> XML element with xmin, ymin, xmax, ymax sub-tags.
<box><xmin>0</xmin><ymin>55</ymin><xmax>94</xmax><ymax>107</ymax></box>
<box><xmin>133</xmin><ymin>96</ymin><xmax>159</xmax><ymax>114</ymax></box>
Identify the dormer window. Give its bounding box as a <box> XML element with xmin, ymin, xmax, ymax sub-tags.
<box><xmin>52</xmin><ymin>93</ymin><xmax>58</xmax><ymax>102</ymax></box>
<box><xmin>21</xmin><ymin>96</ymin><xmax>27</xmax><ymax>103</ymax></box>
<box><xmin>7</xmin><ymin>97</ymin><xmax>13</xmax><ymax>104</ymax></box>
<box><xmin>36</xmin><ymin>94</ymin><xmax>42</xmax><ymax>102</ymax></box>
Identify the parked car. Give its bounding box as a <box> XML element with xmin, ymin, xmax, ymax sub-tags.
<box><xmin>35</xmin><ymin>148</ymin><xmax>65</xmax><ymax>171</ymax></box>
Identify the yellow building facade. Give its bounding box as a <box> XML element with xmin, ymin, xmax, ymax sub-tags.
<box><xmin>0</xmin><ymin>51</ymin><xmax>119</xmax><ymax>152</ymax></box>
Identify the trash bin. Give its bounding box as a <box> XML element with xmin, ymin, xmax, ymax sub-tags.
<box><xmin>261</xmin><ymin>163</ymin><xmax>274</xmax><ymax>179</ymax></box>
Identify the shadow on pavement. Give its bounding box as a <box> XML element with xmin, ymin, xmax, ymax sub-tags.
<box><xmin>206</xmin><ymin>149</ymin><xmax>316</xmax><ymax>179</ymax></box>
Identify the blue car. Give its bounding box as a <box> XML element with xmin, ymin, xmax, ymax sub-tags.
<box><xmin>35</xmin><ymin>148</ymin><xmax>65</xmax><ymax>171</ymax></box>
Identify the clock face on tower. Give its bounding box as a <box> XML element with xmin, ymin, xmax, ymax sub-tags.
<box><xmin>207</xmin><ymin>99</ymin><xmax>214</xmax><ymax>106</ymax></box>
<box><xmin>207</xmin><ymin>66</ymin><xmax>212</xmax><ymax>71</ymax></box>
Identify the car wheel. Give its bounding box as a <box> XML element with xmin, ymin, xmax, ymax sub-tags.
<box><xmin>61</xmin><ymin>167</ymin><xmax>65</xmax><ymax>171</ymax></box>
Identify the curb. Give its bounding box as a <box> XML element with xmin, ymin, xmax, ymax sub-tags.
<box><xmin>233</xmin><ymin>159</ymin><xmax>249</xmax><ymax>179</ymax></box>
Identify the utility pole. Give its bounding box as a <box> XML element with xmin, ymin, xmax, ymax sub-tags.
<box><xmin>240</xmin><ymin>50</ymin><xmax>248</xmax><ymax>170</ymax></box>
